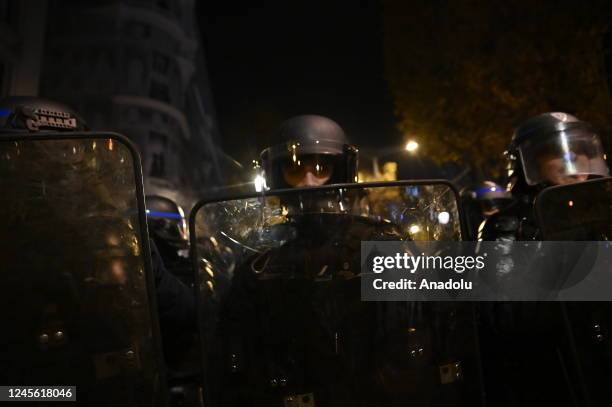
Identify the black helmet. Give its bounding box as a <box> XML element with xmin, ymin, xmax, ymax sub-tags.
<box><xmin>506</xmin><ymin>112</ymin><xmax>608</xmax><ymax>193</ymax></box>
<box><xmin>260</xmin><ymin>115</ymin><xmax>358</xmax><ymax>189</ymax></box>
<box><xmin>0</xmin><ymin>96</ymin><xmax>88</xmax><ymax>132</ymax></box>
<box><xmin>145</xmin><ymin>195</ymin><xmax>188</xmax><ymax>247</ymax></box>
<box><xmin>474</xmin><ymin>180</ymin><xmax>513</xmax><ymax>216</ymax></box>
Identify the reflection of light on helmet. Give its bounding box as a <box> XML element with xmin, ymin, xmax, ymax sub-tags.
<box><xmin>92</xmin><ymin>141</ymin><xmax>96</xmax><ymax>150</ymax></box>
<box><xmin>437</xmin><ymin>211</ymin><xmax>450</xmax><ymax>225</ymax></box>
<box><xmin>107</xmin><ymin>139</ymin><xmax>114</xmax><ymax>151</ymax></box>
<box><xmin>409</xmin><ymin>224</ymin><xmax>421</xmax><ymax>234</ymax></box>
<box><xmin>563</xmin><ymin>152</ymin><xmax>576</xmax><ymax>162</ymax></box>
<box><xmin>176</xmin><ymin>205</ymin><xmax>189</xmax><ymax>240</ymax></box>
<box><xmin>551</xmin><ymin>112</ymin><xmax>578</xmax><ymax>122</ymax></box>
<box><xmin>291</xmin><ymin>144</ymin><xmax>298</xmax><ymax>163</ymax></box>
<box><xmin>559</xmin><ymin>131</ymin><xmax>576</xmax><ymax>173</ymax></box>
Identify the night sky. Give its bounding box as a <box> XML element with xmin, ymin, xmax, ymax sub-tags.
<box><xmin>198</xmin><ymin>1</ymin><xmax>398</xmax><ymax>164</ymax></box>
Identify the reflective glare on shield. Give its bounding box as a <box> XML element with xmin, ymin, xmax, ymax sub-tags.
<box><xmin>0</xmin><ymin>137</ymin><xmax>161</xmax><ymax>406</ymax></box>
<box><xmin>192</xmin><ymin>183</ymin><xmax>483</xmax><ymax>406</ymax></box>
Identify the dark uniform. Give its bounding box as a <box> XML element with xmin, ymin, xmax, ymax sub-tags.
<box><xmin>145</xmin><ymin>195</ymin><xmax>200</xmax><ymax>407</ymax></box>
<box><xmin>145</xmin><ymin>195</ymin><xmax>195</xmax><ymax>331</ymax></box>
<box><xmin>479</xmin><ymin>112</ymin><xmax>610</xmax><ymax>406</ymax></box>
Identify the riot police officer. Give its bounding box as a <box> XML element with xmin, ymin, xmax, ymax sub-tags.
<box><xmin>146</xmin><ymin>195</ymin><xmax>191</xmax><ymax>283</ymax></box>
<box><xmin>479</xmin><ymin>112</ymin><xmax>610</xmax><ymax>407</ymax></box>
<box><xmin>461</xmin><ymin>181</ymin><xmax>513</xmax><ymax>240</ymax></box>
<box><xmin>145</xmin><ymin>194</ymin><xmax>199</xmax><ymax>389</ymax></box>
<box><xmin>196</xmin><ymin>115</ymin><xmax>481</xmax><ymax>407</ymax></box>
<box><xmin>481</xmin><ymin>112</ymin><xmax>609</xmax><ymax>241</ymax></box>
<box><xmin>0</xmin><ymin>96</ymin><xmax>195</xmax><ymax>340</ymax></box>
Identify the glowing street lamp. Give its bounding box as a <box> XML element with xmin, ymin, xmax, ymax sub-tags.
<box><xmin>405</xmin><ymin>140</ymin><xmax>419</xmax><ymax>152</ymax></box>
<box><xmin>361</xmin><ymin>140</ymin><xmax>419</xmax><ymax>179</ymax></box>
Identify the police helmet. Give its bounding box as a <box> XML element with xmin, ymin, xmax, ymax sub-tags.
<box><xmin>260</xmin><ymin>115</ymin><xmax>358</xmax><ymax>189</ymax></box>
<box><xmin>507</xmin><ymin>112</ymin><xmax>608</xmax><ymax>191</ymax></box>
<box><xmin>474</xmin><ymin>181</ymin><xmax>513</xmax><ymax>215</ymax></box>
<box><xmin>145</xmin><ymin>195</ymin><xmax>188</xmax><ymax>246</ymax></box>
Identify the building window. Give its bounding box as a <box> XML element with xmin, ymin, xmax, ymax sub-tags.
<box><xmin>152</xmin><ymin>52</ymin><xmax>169</xmax><ymax>75</ymax></box>
<box><xmin>149</xmin><ymin>131</ymin><xmax>168</xmax><ymax>177</ymax></box>
<box><xmin>127</xmin><ymin>57</ymin><xmax>145</xmax><ymax>93</ymax></box>
<box><xmin>150</xmin><ymin>80</ymin><xmax>170</xmax><ymax>103</ymax></box>
<box><xmin>150</xmin><ymin>153</ymin><xmax>165</xmax><ymax>177</ymax></box>
<box><xmin>128</xmin><ymin>22</ymin><xmax>150</xmax><ymax>39</ymax></box>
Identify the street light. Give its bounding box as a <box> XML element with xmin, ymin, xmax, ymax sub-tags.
<box><xmin>360</xmin><ymin>141</ymin><xmax>419</xmax><ymax>179</ymax></box>
<box><xmin>405</xmin><ymin>140</ymin><xmax>419</xmax><ymax>152</ymax></box>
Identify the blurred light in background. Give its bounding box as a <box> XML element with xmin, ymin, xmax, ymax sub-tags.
<box><xmin>405</xmin><ymin>140</ymin><xmax>419</xmax><ymax>152</ymax></box>
<box><xmin>254</xmin><ymin>174</ymin><xmax>267</xmax><ymax>192</ymax></box>
<box><xmin>437</xmin><ymin>211</ymin><xmax>450</xmax><ymax>224</ymax></box>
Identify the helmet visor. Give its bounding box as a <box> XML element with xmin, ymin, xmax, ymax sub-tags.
<box><xmin>279</xmin><ymin>154</ymin><xmax>336</xmax><ymax>187</ymax></box>
<box><xmin>261</xmin><ymin>140</ymin><xmax>357</xmax><ymax>189</ymax></box>
<box><xmin>518</xmin><ymin>128</ymin><xmax>609</xmax><ymax>186</ymax></box>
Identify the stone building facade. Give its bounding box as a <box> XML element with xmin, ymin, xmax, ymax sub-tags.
<box><xmin>40</xmin><ymin>0</ymin><xmax>228</xmax><ymax>211</ymax></box>
<box><xmin>0</xmin><ymin>0</ymin><xmax>48</xmax><ymax>97</ymax></box>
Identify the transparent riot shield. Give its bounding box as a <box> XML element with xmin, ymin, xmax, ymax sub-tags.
<box><xmin>533</xmin><ymin>177</ymin><xmax>612</xmax><ymax>406</ymax></box>
<box><xmin>191</xmin><ymin>181</ymin><xmax>483</xmax><ymax>407</ymax></box>
<box><xmin>0</xmin><ymin>133</ymin><xmax>167</xmax><ymax>406</ymax></box>
<box><xmin>535</xmin><ymin>177</ymin><xmax>612</xmax><ymax>240</ymax></box>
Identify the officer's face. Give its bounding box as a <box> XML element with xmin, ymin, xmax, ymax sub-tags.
<box><xmin>282</xmin><ymin>154</ymin><xmax>334</xmax><ymax>187</ymax></box>
<box><xmin>540</xmin><ymin>154</ymin><xmax>589</xmax><ymax>185</ymax></box>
